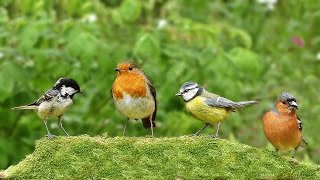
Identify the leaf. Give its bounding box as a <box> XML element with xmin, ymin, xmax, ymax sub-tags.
<box><xmin>134</xmin><ymin>33</ymin><xmax>160</xmax><ymax>60</ymax></box>
<box><xmin>0</xmin><ymin>62</ymin><xmax>26</xmax><ymax>102</ymax></box>
<box><xmin>226</xmin><ymin>47</ymin><xmax>263</xmax><ymax>78</ymax></box>
<box><xmin>0</xmin><ymin>7</ymin><xmax>9</xmax><ymax>23</ymax></box>
<box><xmin>60</xmin><ymin>0</ymin><xmax>93</xmax><ymax>17</ymax></box>
<box><xmin>229</xmin><ymin>28</ymin><xmax>252</xmax><ymax>49</ymax></box>
<box><xmin>65</xmin><ymin>30</ymin><xmax>100</xmax><ymax>62</ymax></box>
<box><xmin>119</xmin><ymin>0</ymin><xmax>141</xmax><ymax>23</ymax></box>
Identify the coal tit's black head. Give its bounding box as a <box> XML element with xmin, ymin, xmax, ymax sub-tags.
<box><xmin>53</xmin><ymin>78</ymin><xmax>82</xmax><ymax>98</ymax></box>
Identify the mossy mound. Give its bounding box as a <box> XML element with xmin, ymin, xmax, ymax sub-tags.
<box><xmin>1</xmin><ymin>135</ymin><xmax>319</xmax><ymax>179</ymax></box>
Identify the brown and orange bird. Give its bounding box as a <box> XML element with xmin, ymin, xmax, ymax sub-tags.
<box><xmin>262</xmin><ymin>92</ymin><xmax>307</xmax><ymax>158</ymax></box>
<box><xmin>112</xmin><ymin>61</ymin><xmax>157</xmax><ymax>136</ymax></box>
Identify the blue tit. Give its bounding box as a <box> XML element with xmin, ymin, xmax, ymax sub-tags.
<box><xmin>176</xmin><ymin>82</ymin><xmax>257</xmax><ymax>138</ymax></box>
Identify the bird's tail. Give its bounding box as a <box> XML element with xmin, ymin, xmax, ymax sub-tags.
<box><xmin>11</xmin><ymin>105</ymin><xmax>38</xmax><ymax>110</ymax></box>
<box><xmin>234</xmin><ymin>100</ymin><xmax>258</xmax><ymax>108</ymax></box>
<box><xmin>142</xmin><ymin>113</ymin><xmax>156</xmax><ymax>129</ymax></box>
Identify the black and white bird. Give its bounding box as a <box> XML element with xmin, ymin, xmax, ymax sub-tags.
<box><xmin>12</xmin><ymin>78</ymin><xmax>83</xmax><ymax>138</ymax></box>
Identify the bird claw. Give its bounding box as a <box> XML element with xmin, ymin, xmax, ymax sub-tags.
<box><xmin>145</xmin><ymin>135</ymin><xmax>154</xmax><ymax>138</ymax></box>
<box><xmin>210</xmin><ymin>134</ymin><xmax>219</xmax><ymax>139</ymax></box>
<box><xmin>46</xmin><ymin>134</ymin><xmax>56</xmax><ymax>139</ymax></box>
<box><xmin>189</xmin><ymin>133</ymin><xmax>200</xmax><ymax>137</ymax></box>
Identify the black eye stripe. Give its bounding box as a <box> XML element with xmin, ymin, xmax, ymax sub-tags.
<box><xmin>287</xmin><ymin>99</ymin><xmax>296</xmax><ymax>102</ymax></box>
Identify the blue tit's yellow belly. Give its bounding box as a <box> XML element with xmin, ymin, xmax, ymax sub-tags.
<box><xmin>185</xmin><ymin>96</ymin><xmax>230</xmax><ymax>124</ymax></box>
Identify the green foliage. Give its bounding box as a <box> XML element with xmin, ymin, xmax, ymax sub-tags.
<box><xmin>0</xmin><ymin>0</ymin><xmax>320</xmax><ymax>170</ymax></box>
<box><xmin>2</xmin><ymin>136</ymin><xmax>320</xmax><ymax>179</ymax></box>
<box><xmin>134</xmin><ymin>33</ymin><xmax>160</xmax><ymax>60</ymax></box>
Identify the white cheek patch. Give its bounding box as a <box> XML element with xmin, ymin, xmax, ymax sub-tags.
<box><xmin>182</xmin><ymin>88</ymin><xmax>198</xmax><ymax>101</ymax></box>
<box><xmin>61</xmin><ymin>85</ymin><xmax>77</xmax><ymax>96</ymax></box>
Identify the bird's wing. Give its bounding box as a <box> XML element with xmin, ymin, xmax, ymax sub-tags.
<box><xmin>12</xmin><ymin>89</ymin><xmax>59</xmax><ymax>110</ymax></box>
<box><xmin>201</xmin><ymin>91</ymin><xmax>220</xmax><ymax>99</ymax></box>
<box><xmin>142</xmin><ymin>71</ymin><xmax>157</xmax><ymax>128</ymax></box>
<box><xmin>28</xmin><ymin>89</ymin><xmax>60</xmax><ymax>106</ymax></box>
<box><xmin>204</xmin><ymin>96</ymin><xmax>236</xmax><ymax>108</ymax></box>
<box><xmin>297</xmin><ymin>116</ymin><xmax>308</xmax><ymax>146</ymax></box>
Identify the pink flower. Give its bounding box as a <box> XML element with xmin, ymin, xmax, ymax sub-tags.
<box><xmin>291</xmin><ymin>36</ymin><xmax>305</xmax><ymax>47</ymax></box>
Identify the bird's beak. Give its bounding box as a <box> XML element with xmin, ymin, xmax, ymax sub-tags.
<box><xmin>114</xmin><ymin>68</ymin><xmax>121</xmax><ymax>72</ymax></box>
<box><xmin>289</xmin><ymin>101</ymin><xmax>298</xmax><ymax>110</ymax></box>
<box><xmin>175</xmin><ymin>92</ymin><xmax>182</xmax><ymax>96</ymax></box>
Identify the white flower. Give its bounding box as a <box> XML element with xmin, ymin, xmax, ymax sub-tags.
<box><xmin>267</xmin><ymin>3</ymin><xmax>275</xmax><ymax>10</ymax></box>
<box><xmin>15</xmin><ymin>56</ymin><xmax>23</xmax><ymax>61</ymax></box>
<box><xmin>257</xmin><ymin>0</ymin><xmax>277</xmax><ymax>10</ymax></box>
<box><xmin>316</xmin><ymin>52</ymin><xmax>320</xmax><ymax>60</ymax></box>
<box><xmin>157</xmin><ymin>19</ymin><xmax>167</xmax><ymax>29</ymax></box>
<box><xmin>82</xmin><ymin>13</ymin><xmax>98</xmax><ymax>23</ymax></box>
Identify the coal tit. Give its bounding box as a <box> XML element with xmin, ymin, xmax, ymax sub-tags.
<box><xmin>12</xmin><ymin>78</ymin><xmax>83</xmax><ymax>138</ymax></box>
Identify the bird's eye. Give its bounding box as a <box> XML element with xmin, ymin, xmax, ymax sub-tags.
<box><xmin>128</xmin><ymin>66</ymin><xmax>133</xmax><ymax>71</ymax></box>
<box><xmin>185</xmin><ymin>89</ymin><xmax>189</xmax><ymax>92</ymax></box>
<box><xmin>282</xmin><ymin>101</ymin><xmax>286</xmax><ymax>104</ymax></box>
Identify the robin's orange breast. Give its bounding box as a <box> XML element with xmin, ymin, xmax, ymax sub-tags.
<box><xmin>112</xmin><ymin>73</ymin><xmax>147</xmax><ymax>100</ymax></box>
<box><xmin>262</xmin><ymin>111</ymin><xmax>302</xmax><ymax>150</ymax></box>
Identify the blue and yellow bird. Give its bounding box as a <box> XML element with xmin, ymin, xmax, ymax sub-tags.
<box><xmin>176</xmin><ymin>82</ymin><xmax>258</xmax><ymax>138</ymax></box>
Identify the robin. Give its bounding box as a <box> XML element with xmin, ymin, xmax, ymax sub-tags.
<box><xmin>262</xmin><ymin>92</ymin><xmax>307</xmax><ymax>158</ymax></box>
<box><xmin>176</xmin><ymin>82</ymin><xmax>257</xmax><ymax>138</ymax></box>
<box><xmin>112</xmin><ymin>61</ymin><xmax>157</xmax><ymax>136</ymax></box>
<box><xmin>12</xmin><ymin>78</ymin><xmax>83</xmax><ymax>138</ymax></box>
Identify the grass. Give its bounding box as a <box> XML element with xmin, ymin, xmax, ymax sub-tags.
<box><xmin>1</xmin><ymin>135</ymin><xmax>319</xmax><ymax>179</ymax></box>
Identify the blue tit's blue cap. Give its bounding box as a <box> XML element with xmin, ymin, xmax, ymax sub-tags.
<box><xmin>180</xmin><ymin>82</ymin><xmax>198</xmax><ymax>90</ymax></box>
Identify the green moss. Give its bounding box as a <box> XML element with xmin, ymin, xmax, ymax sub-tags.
<box><xmin>1</xmin><ymin>135</ymin><xmax>319</xmax><ymax>179</ymax></box>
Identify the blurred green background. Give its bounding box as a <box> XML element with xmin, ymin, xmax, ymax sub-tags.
<box><xmin>0</xmin><ymin>0</ymin><xmax>319</xmax><ymax>169</ymax></box>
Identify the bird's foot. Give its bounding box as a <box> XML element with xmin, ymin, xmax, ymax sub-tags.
<box><xmin>210</xmin><ymin>134</ymin><xmax>219</xmax><ymax>139</ymax></box>
<box><xmin>46</xmin><ymin>134</ymin><xmax>56</xmax><ymax>139</ymax></box>
<box><xmin>188</xmin><ymin>133</ymin><xmax>200</xmax><ymax>137</ymax></box>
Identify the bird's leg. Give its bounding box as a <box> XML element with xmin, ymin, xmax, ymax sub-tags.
<box><xmin>213</xmin><ymin>122</ymin><xmax>222</xmax><ymax>138</ymax></box>
<box><xmin>149</xmin><ymin>117</ymin><xmax>154</xmax><ymax>137</ymax></box>
<box><xmin>58</xmin><ymin>116</ymin><xmax>69</xmax><ymax>136</ymax></box>
<box><xmin>302</xmin><ymin>138</ymin><xmax>308</xmax><ymax>145</ymax></box>
<box><xmin>193</xmin><ymin>123</ymin><xmax>210</xmax><ymax>136</ymax></box>
<box><xmin>44</xmin><ymin>118</ymin><xmax>55</xmax><ymax>139</ymax></box>
<box><xmin>122</xmin><ymin>119</ymin><xmax>129</xmax><ymax>136</ymax></box>
<box><xmin>292</xmin><ymin>147</ymin><xmax>298</xmax><ymax>158</ymax></box>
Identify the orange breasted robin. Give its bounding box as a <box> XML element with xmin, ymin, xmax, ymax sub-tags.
<box><xmin>112</xmin><ymin>61</ymin><xmax>157</xmax><ymax>136</ymax></box>
<box><xmin>262</xmin><ymin>92</ymin><xmax>307</xmax><ymax>158</ymax></box>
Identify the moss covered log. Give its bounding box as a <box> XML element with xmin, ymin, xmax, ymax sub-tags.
<box><xmin>1</xmin><ymin>135</ymin><xmax>319</xmax><ymax>179</ymax></box>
